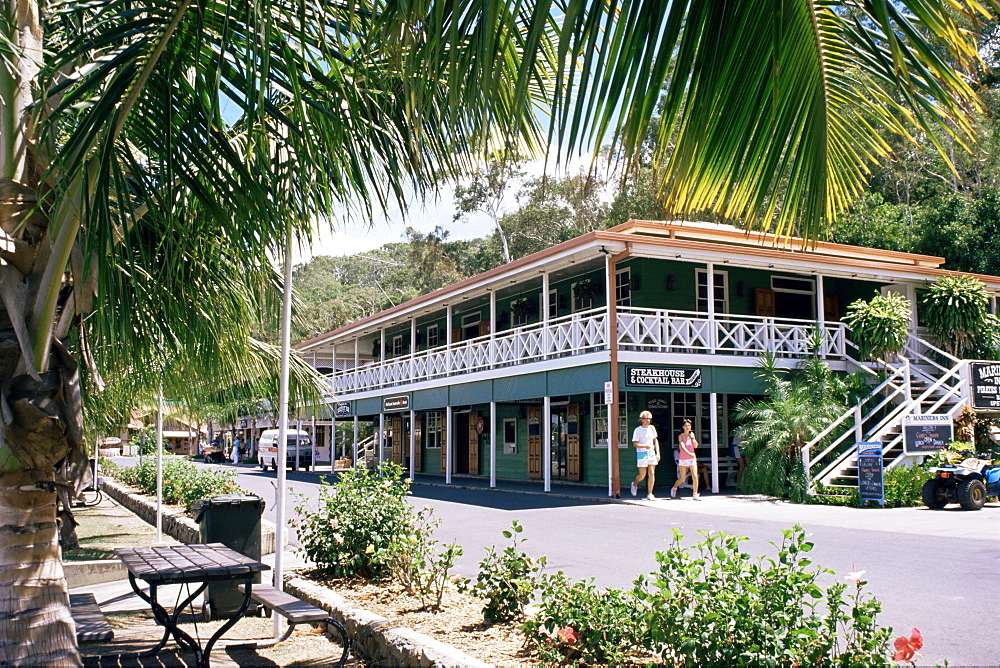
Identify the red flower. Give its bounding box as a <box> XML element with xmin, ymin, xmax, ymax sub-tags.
<box><xmin>893</xmin><ymin>628</ymin><xmax>923</xmax><ymax>662</ymax></box>
<box><xmin>555</xmin><ymin>626</ymin><xmax>578</xmax><ymax>646</ymax></box>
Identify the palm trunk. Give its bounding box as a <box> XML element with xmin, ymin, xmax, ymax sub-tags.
<box><xmin>1</xmin><ymin>1</ymin><xmax>83</xmax><ymax>663</ymax></box>
<box><xmin>0</xmin><ymin>470</ymin><xmax>80</xmax><ymax>665</ymax></box>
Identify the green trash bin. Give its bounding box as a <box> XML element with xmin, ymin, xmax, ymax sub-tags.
<box><xmin>193</xmin><ymin>494</ymin><xmax>265</xmax><ymax>619</ymax></box>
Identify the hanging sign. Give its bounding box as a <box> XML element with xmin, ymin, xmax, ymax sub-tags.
<box><xmin>604</xmin><ymin>381</ymin><xmax>614</xmax><ymax>405</ymax></box>
<box><xmin>334</xmin><ymin>402</ymin><xmax>352</xmax><ymax>418</ymax></box>
<box><xmin>971</xmin><ymin>362</ymin><xmax>1000</xmax><ymax>410</ymax></box>
<box><xmin>856</xmin><ymin>442</ymin><xmax>884</xmax><ymax>504</ymax></box>
<box><xmin>624</xmin><ymin>365</ymin><xmax>702</xmax><ymax>388</ymax></box>
<box><xmin>383</xmin><ymin>395</ymin><xmax>409</xmax><ymax>411</ymax></box>
<box><xmin>902</xmin><ymin>414</ymin><xmax>952</xmax><ymax>455</ymax></box>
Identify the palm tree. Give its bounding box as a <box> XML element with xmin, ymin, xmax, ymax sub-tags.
<box><xmin>0</xmin><ymin>0</ymin><xmax>990</xmax><ymax>662</ymax></box>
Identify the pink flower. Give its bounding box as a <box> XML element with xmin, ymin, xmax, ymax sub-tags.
<box><xmin>555</xmin><ymin>626</ymin><xmax>578</xmax><ymax>646</ymax></box>
<box><xmin>893</xmin><ymin>628</ymin><xmax>923</xmax><ymax>662</ymax></box>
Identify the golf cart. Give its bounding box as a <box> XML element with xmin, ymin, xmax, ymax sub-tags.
<box><xmin>922</xmin><ymin>455</ymin><xmax>1000</xmax><ymax>510</ymax></box>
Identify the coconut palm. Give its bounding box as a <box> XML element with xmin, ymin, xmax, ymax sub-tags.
<box><xmin>1</xmin><ymin>0</ymin><xmax>992</xmax><ymax>663</ymax></box>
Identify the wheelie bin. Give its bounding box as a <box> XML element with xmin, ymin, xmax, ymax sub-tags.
<box><xmin>193</xmin><ymin>494</ymin><xmax>265</xmax><ymax>618</ymax></box>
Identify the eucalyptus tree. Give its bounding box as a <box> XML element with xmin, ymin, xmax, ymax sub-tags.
<box><xmin>0</xmin><ymin>0</ymin><xmax>992</xmax><ymax>664</ymax></box>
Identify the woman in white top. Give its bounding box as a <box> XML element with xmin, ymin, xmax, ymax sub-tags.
<box><xmin>630</xmin><ymin>411</ymin><xmax>659</xmax><ymax>500</ymax></box>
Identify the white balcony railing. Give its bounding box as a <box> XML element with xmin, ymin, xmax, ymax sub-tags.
<box><xmin>328</xmin><ymin>307</ymin><xmax>848</xmax><ymax>395</ymax></box>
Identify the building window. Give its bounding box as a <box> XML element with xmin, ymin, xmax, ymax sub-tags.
<box><xmin>548</xmin><ymin>289</ymin><xmax>558</xmax><ymax>318</ymax></box>
<box><xmin>591</xmin><ymin>393</ymin><xmax>627</xmax><ymax>448</ymax></box>
<box><xmin>426</xmin><ymin>412</ymin><xmax>441</xmax><ymax>448</ymax></box>
<box><xmin>503</xmin><ymin>418</ymin><xmax>517</xmax><ymax>454</ymax></box>
<box><xmin>670</xmin><ymin>392</ymin><xmax>726</xmax><ymax>449</ymax></box>
<box><xmin>616</xmin><ymin>268</ymin><xmax>631</xmax><ymax>307</ymax></box>
<box><xmin>461</xmin><ymin>312</ymin><xmax>481</xmax><ymax>340</ymax></box>
<box><xmin>572</xmin><ymin>280</ymin><xmax>595</xmax><ymax>312</ymax></box>
<box><xmin>696</xmin><ymin>269</ymin><xmax>728</xmax><ymax>314</ymax></box>
<box><xmin>426</xmin><ymin>324</ymin><xmax>439</xmax><ymax>348</ymax></box>
<box><xmin>392</xmin><ymin>335</ymin><xmax>403</xmax><ymax>356</ymax></box>
<box><xmin>512</xmin><ymin>298</ymin><xmax>532</xmax><ymax>326</ymax></box>
<box><xmin>771</xmin><ymin>276</ymin><xmax>816</xmax><ymax>319</ymax></box>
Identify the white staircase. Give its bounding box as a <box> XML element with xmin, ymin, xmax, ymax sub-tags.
<box><xmin>802</xmin><ymin>334</ymin><xmax>969</xmax><ymax>494</ymax></box>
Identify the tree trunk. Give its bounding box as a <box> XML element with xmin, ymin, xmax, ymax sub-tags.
<box><xmin>0</xmin><ymin>470</ymin><xmax>80</xmax><ymax>665</ymax></box>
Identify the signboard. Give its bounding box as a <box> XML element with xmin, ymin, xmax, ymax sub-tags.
<box><xmin>624</xmin><ymin>365</ymin><xmax>702</xmax><ymax>388</ymax></box>
<box><xmin>383</xmin><ymin>395</ymin><xmax>410</xmax><ymax>412</ymax></box>
<box><xmin>334</xmin><ymin>402</ymin><xmax>352</xmax><ymax>418</ymax></box>
<box><xmin>604</xmin><ymin>381</ymin><xmax>614</xmax><ymax>405</ymax></box>
<box><xmin>902</xmin><ymin>414</ymin><xmax>953</xmax><ymax>455</ymax></box>
<box><xmin>971</xmin><ymin>362</ymin><xmax>1000</xmax><ymax>410</ymax></box>
<box><xmin>646</xmin><ymin>398</ymin><xmax>671</xmax><ymax>409</ymax></box>
<box><xmin>856</xmin><ymin>442</ymin><xmax>884</xmax><ymax>504</ymax></box>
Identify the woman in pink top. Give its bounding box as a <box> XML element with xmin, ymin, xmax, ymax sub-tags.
<box><xmin>671</xmin><ymin>419</ymin><xmax>700</xmax><ymax>500</ymax></box>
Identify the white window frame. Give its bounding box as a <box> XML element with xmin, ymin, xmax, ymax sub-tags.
<box><xmin>572</xmin><ymin>280</ymin><xmax>594</xmax><ymax>312</ymax></box>
<box><xmin>503</xmin><ymin>418</ymin><xmax>517</xmax><ymax>454</ymax></box>
<box><xmin>615</xmin><ymin>267</ymin><xmax>631</xmax><ymax>307</ymax></box>
<box><xmin>591</xmin><ymin>393</ymin><xmax>628</xmax><ymax>449</ymax></box>
<box><xmin>426</xmin><ymin>412</ymin><xmax>441</xmax><ymax>449</ymax></box>
<box><xmin>696</xmin><ymin>269</ymin><xmax>729</xmax><ymax>314</ymax></box>
<box><xmin>548</xmin><ymin>288</ymin><xmax>558</xmax><ymax>317</ymax></box>
<box><xmin>392</xmin><ymin>334</ymin><xmax>403</xmax><ymax>356</ymax></box>
<box><xmin>512</xmin><ymin>297</ymin><xmax>532</xmax><ymax>326</ymax></box>
<box><xmin>426</xmin><ymin>324</ymin><xmax>439</xmax><ymax>348</ymax></box>
<box><xmin>771</xmin><ymin>276</ymin><xmax>816</xmax><ymax>295</ymax></box>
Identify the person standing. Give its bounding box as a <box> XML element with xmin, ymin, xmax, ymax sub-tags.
<box><xmin>630</xmin><ymin>411</ymin><xmax>660</xmax><ymax>500</ymax></box>
<box><xmin>671</xmin><ymin>419</ymin><xmax>701</xmax><ymax>500</ymax></box>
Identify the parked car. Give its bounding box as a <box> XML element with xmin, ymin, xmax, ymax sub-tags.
<box><xmin>257</xmin><ymin>429</ymin><xmax>313</xmax><ymax>471</ymax></box>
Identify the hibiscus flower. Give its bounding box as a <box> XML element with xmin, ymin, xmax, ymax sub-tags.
<box><xmin>893</xmin><ymin>628</ymin><xmax>923</xmax><ymax>662</ymax></box>
<box><xmin>555</xmin><ymin>626</ymin><xmax>578</xmax><ymax>646</ymax></box>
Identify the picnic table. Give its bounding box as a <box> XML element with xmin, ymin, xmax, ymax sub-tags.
<box><xmin>114</xmin><ymin>543</ymin><xmax>269</xmax><ymax>668</ymax></box>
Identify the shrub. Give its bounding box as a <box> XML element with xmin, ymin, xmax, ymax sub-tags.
<box><xmin>844</xmin><ymin>292</ymin><xmax>911</xmax><ymax>363</ymax></box>
<box><xmin>920</xmin><ymin>275</ymin><xmax>998</xmax><ymax>358</ymax></box>
<box><xmin>633</xmin><ymin>526</ymin><xmax>892</xmax><ymax>666</ymax></box>
<box><xmin>385</xmin><ymin>506</ymin><xmax>463</xmax><ymax>610</ymax></box>
<box><xmin>460</xmin><ymin>520</ymin><xmax>546</xmax><ymax>623</ymax></box>
<box><xmin>105</xmin><ymin>457</ymin><xmax>243</xmax><ymax>506</ymax></box>
<box><xmin>809</xmin><ymin>465</ymin><xmax>930</xmax><ymax>508</ymax></box>
<box><xmin>291</xmin><ymin>463</ymin><xmax>411</xmax><ymax>579</ymax></box>
<box><xmin>521</xmin><ymin>572</ymin><xmax>643</xmax><ymax>665</ymax></box>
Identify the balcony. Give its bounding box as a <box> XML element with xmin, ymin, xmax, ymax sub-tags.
<box><xmin>327</xmin><ymin>307</ymin><xmax>848</xmax><ymax>396</ymax></box>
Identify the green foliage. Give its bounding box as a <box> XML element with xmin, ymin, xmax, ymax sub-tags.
<box><xmin>810</xmin><ymin>464</ymin><xmax>932</xmax><ymax>508</ymax></box>
<box><xmin>105</xmin><ymin>458</ymin><xmax>243</xmax><ymax>507</ymax></box>
<box><xmin>291</xmin><ymin>464</ymin><xmax>411</xmax><ymax>580</ymax></box>
<box><xmin>459</xmin><ymin>520</ymin><xmax>546</xmax><ymax>624</ymax></box>
<box><xmin>844</xmin><ymin>293</ymin><xmax>912</xmax><ymax>363</ymax></box>
<box><xmin>385</xmin><ymin>507</ymin><xmax>463</xmax><ymax>611</ymax></box>
<box><xmin>733</xmin><ymin>354</ymin><xmax>867</xmax><ymax>501</ymax></box>
<box><xmin>633</xmin><ymin>526</ymin><xmax>892</xmax><ymax>667</ymax></box>
<box><xmin>521</xmin><ymin>573</ymin><xmax>642</xmax><ymax>665</ymax></box>
<box><xmin>920</xmin><ymin>275</ymin><xmax>998</xmax><ymax>358</ymax></box>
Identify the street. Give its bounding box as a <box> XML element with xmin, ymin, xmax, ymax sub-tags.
<box><xmin>208</xmin><ymin>462</ymin><xmax>999</xmax><ymax>666</ymax></box>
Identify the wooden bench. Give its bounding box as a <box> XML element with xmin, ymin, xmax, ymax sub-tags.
<box><xmin>70</xmin><ymin>593</ymin><xmax>113</xmax><ymax>643</ymax></box>
<box><xmin>239</xmin><ymin>584</ymin><xmax>350</xmax><ymax>666</ymax></box>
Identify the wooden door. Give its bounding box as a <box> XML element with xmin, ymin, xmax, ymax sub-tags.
<box><xmin>391</xmin><ymin>416</ymin><xmax>402</xmax><ymax>464</ymax></box>
<box><xmin>468</xmin><ymin>411</ymin><xmax>480</xmax><ymax>475</ymax></box>
<box><xmin>823</xmin><ymin>294</ymin><xmax>840</xmax><ymax>321</ymax></box>
<box><xmin>478</xmin><ymin>321</ymin><xmax>491</xmax><ymax>336</ymax></box>
<box><xmin>414</xmin><ymin>415</ymin><xmax>423</xmax><ymax>472</ymax></box>
<box><xmin>567</xmin><ymin>403</ymin><xmax>581</xmax><ymax>481</ymax></box>
<box><xmin>440</xmin><ymin>413</ymin><xmax>448</xmax><ymax>472</ymax></box>
<box><xmin>754</xmin><ymin>288</ymin><xmax>775</xmax><ymax>317</ymax></box>
<box><xmin>527</xmin><ymin>406</ymin><xmax>542</xmax><ymax>479</ymax></box>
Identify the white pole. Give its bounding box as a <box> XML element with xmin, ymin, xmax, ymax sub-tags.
<box><xmin>409</xmin><ymin>409</ymin><xmax>416</xmax><ymax>480</ymax></box>
<box><xmin>296</xmin><ymin>415</ymin><xmax>302</xmax><ymax>471</ymax></box>
<box><xmin>274</xmin><ymin>226</ymin><xmax>294</xmax><ymax>638</ymax></box>
<box><xmin>353</xmin><ymin>416</ymin><xmax>359</xmax><ymax>465</ymax></box>
<box><xmin>710</xmin><ymin>393</ymin><xmax>719</xmax><ymax>493</ymax></box>
<box><xmin>489</xmin><ymin>401</ymin><xmax>497</xmax><ymax>488</ymax></box>
<box><xmin>156</xmin><ymin>387</ymin><xmax>163</xmax><ymax>543</ymax></box>
<box><xmin>543</xmin><ymin>396</ymin><xmax>551</xmax><ymax>492</ymax></box>
<box><xmin>445</xmin><ymin>406</ymin><xmax>453</xmax><ymax>485</ymax></box>
<box><xmin>379</xmin><ymin>412</ymin><xmax>385</xmax><ymax>467</ymax></box>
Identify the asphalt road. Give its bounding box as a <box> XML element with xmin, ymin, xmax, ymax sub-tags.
<box><xmin>203</xmin><ymin>462</ymin><xmax>1000</xmax><ymax>666</ymax></box>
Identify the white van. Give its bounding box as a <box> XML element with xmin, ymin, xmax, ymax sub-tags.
<box><xmin>257</xmin><ymin>429</ymin><xmax>313</xmax><ymax>471</ymax></box>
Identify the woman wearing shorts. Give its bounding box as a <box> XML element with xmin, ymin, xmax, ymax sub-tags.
<box><xmin>671</xmin><ymin>419</ymin><xmax>700</xmax><ymax>500</ymax></box>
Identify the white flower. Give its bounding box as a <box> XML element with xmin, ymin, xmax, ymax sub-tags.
<box><xmin>845</xmin><ymin>570</ymin><xmax>866</xmax><ymax>582</ymax></box>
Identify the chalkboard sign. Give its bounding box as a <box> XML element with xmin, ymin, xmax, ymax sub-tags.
<box><xmin>856</xmin><ymin>442</ymin><xmax>884</xmax><ymax>504</ymax></box>
<box><xmin>902</xmin><ymin>414</ymin><xmax>952</xmax><ymax>455</ymax></box>
<box><xmin>971</xmin><ymin>362</ymin><xmax>1000</xmax><ymax>410</ymax></box>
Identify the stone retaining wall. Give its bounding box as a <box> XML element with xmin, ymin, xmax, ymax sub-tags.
<box><xmin>99</xmin><ymin>478</ymin><xmax>276</xmax><ymax>553</ymax></box>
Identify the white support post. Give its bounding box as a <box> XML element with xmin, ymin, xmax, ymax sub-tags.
<box><xmin>710</xmin><ymin>393</ymin><xmax>719</xmax><ymax>493</ymax></box>
<box><xmin>155</xmin><ymin>388</ymin><xmax>163</xmax><ymax>543</ymax></box>
<box><xmin>445</xmin><ymin>406</ymin><xmax>453</xmax><ymax>485</ymax></box>
<box><xmin>816</xmin><ymin>274</ymin><xmax>826</xmax><ymax>354</ymax></box>
<box><xmin>706</xmin><ymin>263</ymin><xmax>716</xmax><ymax>354</ymax></box>
<box><xmin>854</xmin><ymin>405</ymin><xmax>864</xmax><ymax>443</ymax></box>
<box><xmin>489</xmin><ymin>290</ymin><xmax>497</xmax><ymax>368</ymax></box>
<box><xmin>543</xmin><ymin>396</ymin><xmax>552</xmax><ymax>493</ymax></box>
<box><xmin>489</xmin><ymin>401</ymin><xmax>497</xmax><ymax>488</ymax></box>
<box><xmin>379</xmin><ymin>327</ymin><xmax>386</xmax><ymax>385</ymax></box>
<box><xmin>352</xmin><ymin>416</ymin><xmax>359</xmax><ymax>465</ymax></box>
<box><xmin>296</xmin><ymin>415</ymin><xmax>303</xmax><ymax>470</ymax></box>
<box><xmin>409</xmin><ymin>408</ymin><xmax>416</xmax><ymax>480</ymax></box>
<box><xmin>542</xmin><ymin>273</ymin><xmax>550</xmax><ymax>358</ymax></box>
<box><xmin>379</xmin><ymin>412</ymin><xmax>385</xmax><ymax>466</ymax></box>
